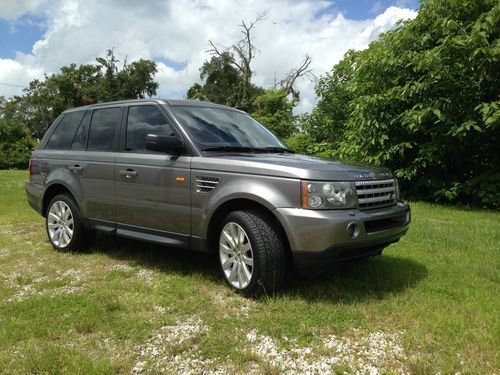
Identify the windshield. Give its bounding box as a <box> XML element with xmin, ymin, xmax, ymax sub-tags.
<box><xmin>170</xmin><ymin>105</ymin><xmax>287</xmax><ymax>151</ymax></box>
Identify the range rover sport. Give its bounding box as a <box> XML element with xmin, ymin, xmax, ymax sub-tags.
<box><xmin>25</xmin><ymin>99</ymin><xmax>411</xmax><ymax>295</ymax></box>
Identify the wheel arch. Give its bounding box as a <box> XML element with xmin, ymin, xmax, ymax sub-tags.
<box><xmin>206</xmin><ymin>198</ymin><xmax>292</xmax><ymax>261</ymax></box>
<box><xmin>42</xmin><ymin>183</ymin><xmax>78</xmax><ymax>218</ymax></box>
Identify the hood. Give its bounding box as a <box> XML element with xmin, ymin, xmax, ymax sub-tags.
<box><xmin>191</xmin><ymin>153</ymin><xmax>393</xmax><ymax>181</ymax></box>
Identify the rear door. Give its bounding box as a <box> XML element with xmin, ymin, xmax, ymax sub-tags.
<box><xmin>71</xmin><ymin>106</ymin><xmax>123</xmax><ymax>229</ymax></box>
<box><xmin>114</xmin><ymin>104</ymin><xmax>191</xmax><ymax>246</ymax></box>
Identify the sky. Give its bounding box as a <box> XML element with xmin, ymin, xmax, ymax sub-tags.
<box><xmin>0</xmin><ymin>0</ymin><xmax>419</xmax><ymax>113</ymax></box>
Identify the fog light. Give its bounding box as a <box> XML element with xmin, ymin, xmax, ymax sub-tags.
<box><xmin>347</xmin><ymin>222</ymin><xmax>359</xmax><ymax>239</ymax></box>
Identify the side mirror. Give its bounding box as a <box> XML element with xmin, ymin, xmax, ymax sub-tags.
<box><xmin>145</xmin><ymin>134</ymin><xmax>185</xmax><ymax>154</ymax></box>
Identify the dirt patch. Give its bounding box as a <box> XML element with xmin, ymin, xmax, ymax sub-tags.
<box><xmin>132</xmin><ymin>317</ymin><xmax>225</xmax><ymax>374</ymax></box>
<box><xmin>211</xmin><ymin>290</ymin><xmax>257</xmax><ymax>318</ymax></box>
<box><xmin>246</xmin><ymin>328</ymin><xmax>408</xmax><ymax>374</ymax></box>
<box><xmin>2</xmin><ymin>268</ymin><xmax>89</xmax><ymax>303</ymax></box>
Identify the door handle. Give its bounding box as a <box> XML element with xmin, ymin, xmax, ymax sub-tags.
<box><xmin>119</xmin><ymin>169</ymin><xmax>138</xmax><ymax>178</ymax></box>
<box><xmin>69</xmin><ymin>164</ymin><xmax>83</xmax><ymax>172</ymax></box>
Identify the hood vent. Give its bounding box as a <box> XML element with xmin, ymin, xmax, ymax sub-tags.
<box><xmin>196</xmin><ymin>176</ymin><xmax>220</xmax><ymax>193</ymax></box>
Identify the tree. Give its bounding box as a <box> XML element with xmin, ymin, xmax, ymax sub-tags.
<box><xmin>275</xmin><ymin>55</ymin><xmax>314</xmax><ymax>101</ymax></box>
<box><xmin>97</xmin><ymin>49</ymin><xmax>158</xmax><ymax>101</ymax></box>
<box><xmin>204</xmin><ymin>11</ymin><xmax>313</xmax><ymax>112</ymax></box>
<box><xmin>302</xmin><ymin>51</ymin><xmax>357</xmax><ymax>147</ymax></box>
<box><xmin>0</xmin><ymin>117</ymin><xmax>36</xmax><ymax>169</ymax></box>
<box><xmin>207</xmin><ymin>11</ymin><xmax>267</xmax><ymax>110</ymax></box>
<box><xmin>308</xmin><ymin>0</ymin><xmax>499</xmax><ymax>207</ymax></box>
<box><xmin>187</xmin><ymin>54</ymin><xmax>244</xmax><ymax>106</ymax></box>
<box><xmin>252</xmin><ymin>89</ymin><xmax>297</xmax><ymax>139</ymax></box>
<box><xmin>0</xmin><ymin>96</ymin><xmax>6</xmax><ymax>117</ymax></box>
<box><xmin>4</xmin><ymin>49</ymin><xmax>158</xmax><ymax>138</ymax></box>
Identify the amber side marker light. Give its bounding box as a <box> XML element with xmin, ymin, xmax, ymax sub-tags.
<box><xmin>301</xmin><ymin>181</ymin><xmax>308</xmax><ymax>209</ymax></box>
<box><xmin>176</xmin><ymin>177</ymin><xmax>185</xmax><ymax>182</ymax></box>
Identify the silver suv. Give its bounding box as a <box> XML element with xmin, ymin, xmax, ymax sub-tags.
<box><xmin>25</xmin><ymin>99</ymin><xmax>410</xmax><ymax>295</ymax></box>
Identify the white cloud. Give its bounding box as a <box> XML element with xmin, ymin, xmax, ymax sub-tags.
<box><xmin>0</xmin><ymin>0</ymin><xmax>417</xmax><ymax>112</ymax></box>
<box><xmin>0</xmin><ymin>0</ymin><xmax>49</xmax><ymax>21</ymax></box>
<box><xmin>0</xmin><ymin>58</ymin><xmax>44</xmax><ymax>97</ymax></box>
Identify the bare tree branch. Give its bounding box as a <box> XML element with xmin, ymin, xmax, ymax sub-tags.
<box><xmin>276</xmin><ymin>55</ymin><xmax>315</xmax><ymax>100</ymax></box>
<box><xmin>206</xmin><ymin>41</ymin><xmax>244</xmax><ymax>73</ymax></box>
<box><xmin>206</xmin><ymin>11</ymin><xmax>268</xmax><ymax>107</ymax></box>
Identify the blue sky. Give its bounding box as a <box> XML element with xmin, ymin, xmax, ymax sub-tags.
<box><xmin>318</xmin><ymin>0</ymin><xmax>419</xmax><ymax>19</ymax></box>
<box><xmin>0</xmin><ymin>15</ymin><xmax>45</xmax><ymax>60</ymax></box>
<box><xmin>0</xmin><ymin>0</ymin><xmax>419</xmax><ymax>111</ymax></box>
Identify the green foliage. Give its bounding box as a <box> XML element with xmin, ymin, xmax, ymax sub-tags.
<box><xmin>187</xmin><ymin>54</ymin><xmax>243</xmax><ymax>106</ymax></box>
<box><xmin>303</xmin><ymin>52</ymin><xmax>357</xmax><ymax>146</ymax></box>
<box><xmin>308</xmin><ymin>0</ymin><xmax>500</xmax><ymax>207</ymax></box>
<box><xmin>4</xmin><ymin>49</ymin><xmax>158</xmax><ymax>138</ymax></box>
<box><xmin>251</xmin><ymin>89</ymin><xmax>297</xmax><ymax>139</ymax></box>
<box><xmin>186</xmin><ymin>54</ymin><xmax>264</xmax><ymax>112</ymax></box>
<box><xmin>284</xmin><ymin>132</ymin><xmax>314</xmax><ymax>154</ymax></box>
<box><xmin>0</xmin><ymin>118</ymin><xmax>36</xmax><ymax>169</ymax></box>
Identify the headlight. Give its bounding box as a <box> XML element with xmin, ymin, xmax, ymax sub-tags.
<box><xmin>301</xmin><ymin>181</ymin><xmax>357</xmax><ymax>209</ymax></box>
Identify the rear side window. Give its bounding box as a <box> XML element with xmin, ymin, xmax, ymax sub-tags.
<box><xmin>45</xmin><ymin>111</ymin><xmax>85</xmax><ymax>150</ymax></box>
<box><xmin>126</xmin><ymin>105</ymin><xmax>174</xmax><ymax>152</ymax></box>
<box><xmin>87</xmin><ymin>107</ymin><xmax>122</xmax><ymax>151</ymax></box>
<box><xmin>71</xmin><ymin>111</ymin><xmax>91</xmax><ymax>150</ymax></box>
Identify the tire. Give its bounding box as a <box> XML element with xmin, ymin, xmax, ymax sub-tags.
<box><xmin>217</xmin><ymin>209</ymin><xmax>286</xmax><ymax>296</ymax></box>
<box><xmin>46</xmin><ymin>194</ymin><xmax>95</xmax><ymax>251</ymax></box>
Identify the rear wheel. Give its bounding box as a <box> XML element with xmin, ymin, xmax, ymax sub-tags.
<box><xmin>218</xmin><ymin>210</ymin><xmax>286</xmax><ymax>296</ymax></box>
<box><xmin>46</xmin><ymin>194</ymin><xmax>95</xmax><ymax>251</ymax></box>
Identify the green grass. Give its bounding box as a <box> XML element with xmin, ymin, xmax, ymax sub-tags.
<box><xmin>0</xmin><ymin>169</ymin><xmax>498</xmax><ymax>374</ymax></box>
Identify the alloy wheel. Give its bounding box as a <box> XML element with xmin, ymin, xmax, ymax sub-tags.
<box><xmin>47</xmin><ymin>200</ymin><xmax>74</xmax><ymax>248</ymax></box>
<box><xmin>219</xmin><ymin>222</ymin><xmax>254</xmax><ymax>289</ymax></box>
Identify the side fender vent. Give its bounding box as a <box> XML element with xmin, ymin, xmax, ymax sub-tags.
<box><xmin>196</xmin><ymin>176</ymin><xmax>220</xmax><ymax>193</ymax></box>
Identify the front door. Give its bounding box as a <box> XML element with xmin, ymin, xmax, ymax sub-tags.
<box><xmin>114</xmin><ymin>104</ymin><xmax>191</xmax><ymax>247</ymax></box>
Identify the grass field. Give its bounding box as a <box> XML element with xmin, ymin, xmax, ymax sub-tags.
<box><xmin>0</xmin><ymin>169</ymin><xmax>498</xmax><ymax>374</ymax></box>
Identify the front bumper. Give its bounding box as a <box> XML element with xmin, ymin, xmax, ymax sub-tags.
<box><xmin>273</xmin><ymin>202</ymin><xmax>411</xmax><ymax>268</ymax></box>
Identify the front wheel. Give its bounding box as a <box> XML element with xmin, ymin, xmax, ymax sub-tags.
<box><xmin>46</xmin><ymin>194</ymin><xmax>95</xmax><ymax>251</ymax></box>
<box><xmin>218</xmin><ymin>210</ymin><xmax>286</xmax><ymax>296</ymax></box>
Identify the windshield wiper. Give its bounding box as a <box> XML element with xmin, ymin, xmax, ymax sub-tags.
<box><xmin>261</xmin><ymin>146</ymin><xmax>295</xmax><ymax>154</ymax></box>
<box><xmin>201</xmin><ymin>146</ymin><xmax>264</xmax><ymax>152</ymax></box>
<box><xmin>201</xmin><ymin>145</ymin><xmax>295</xmax><ymax>154</ymax></box>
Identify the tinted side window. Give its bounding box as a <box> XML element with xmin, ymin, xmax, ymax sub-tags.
<box><xmin>87</xmin><ymin>107</ymin><xmax>122</xmax><ymax>151</ymax></box>
<box><xmin>71</xmin><ymin>111</ymin><xmax>91</xmax><ymax>150</ymax></box>
<box><xmin>45</xmin><ymin>111</ymin><xmax>85</xmax><ymax>150</ymax></box>
<box><xmin>126</xmin><ymin>105</ymin><xmax>174</xmax><ymax>152</ymax></box>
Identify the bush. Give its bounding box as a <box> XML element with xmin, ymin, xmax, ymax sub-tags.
<box><xmin>307</xmin><ymin>0</ymin><xmax>499</xmax><ymax>207</ymax></box>
<box><xmin>0</xmin><ymin>119</ymin><xmax>36</xmax><ymax>169</ymax></box>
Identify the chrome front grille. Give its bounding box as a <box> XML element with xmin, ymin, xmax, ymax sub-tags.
<box><xmin>355</xmin><ymin>179</ymin><xmax>397</xmax><ymax>210</ymax></box>
<box><xmin>196</xmin><ymin>176</ymin><xmax>220</xmax><ymax>193</ymax></box>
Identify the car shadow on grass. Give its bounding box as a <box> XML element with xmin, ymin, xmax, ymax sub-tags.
<box><xmin>89</xmin><ymin>234</ymin><xmax>220</xmax><ymax>279</ymax></box>
<box><xmin>279</xmin><ymin>255</ymin><xmax>428</xmax><ymax>303</ymax></box>
<box><xmin>88</xmin><ymin>234</ymin><xmax>428</xmax><ymax>304</ymax></box>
